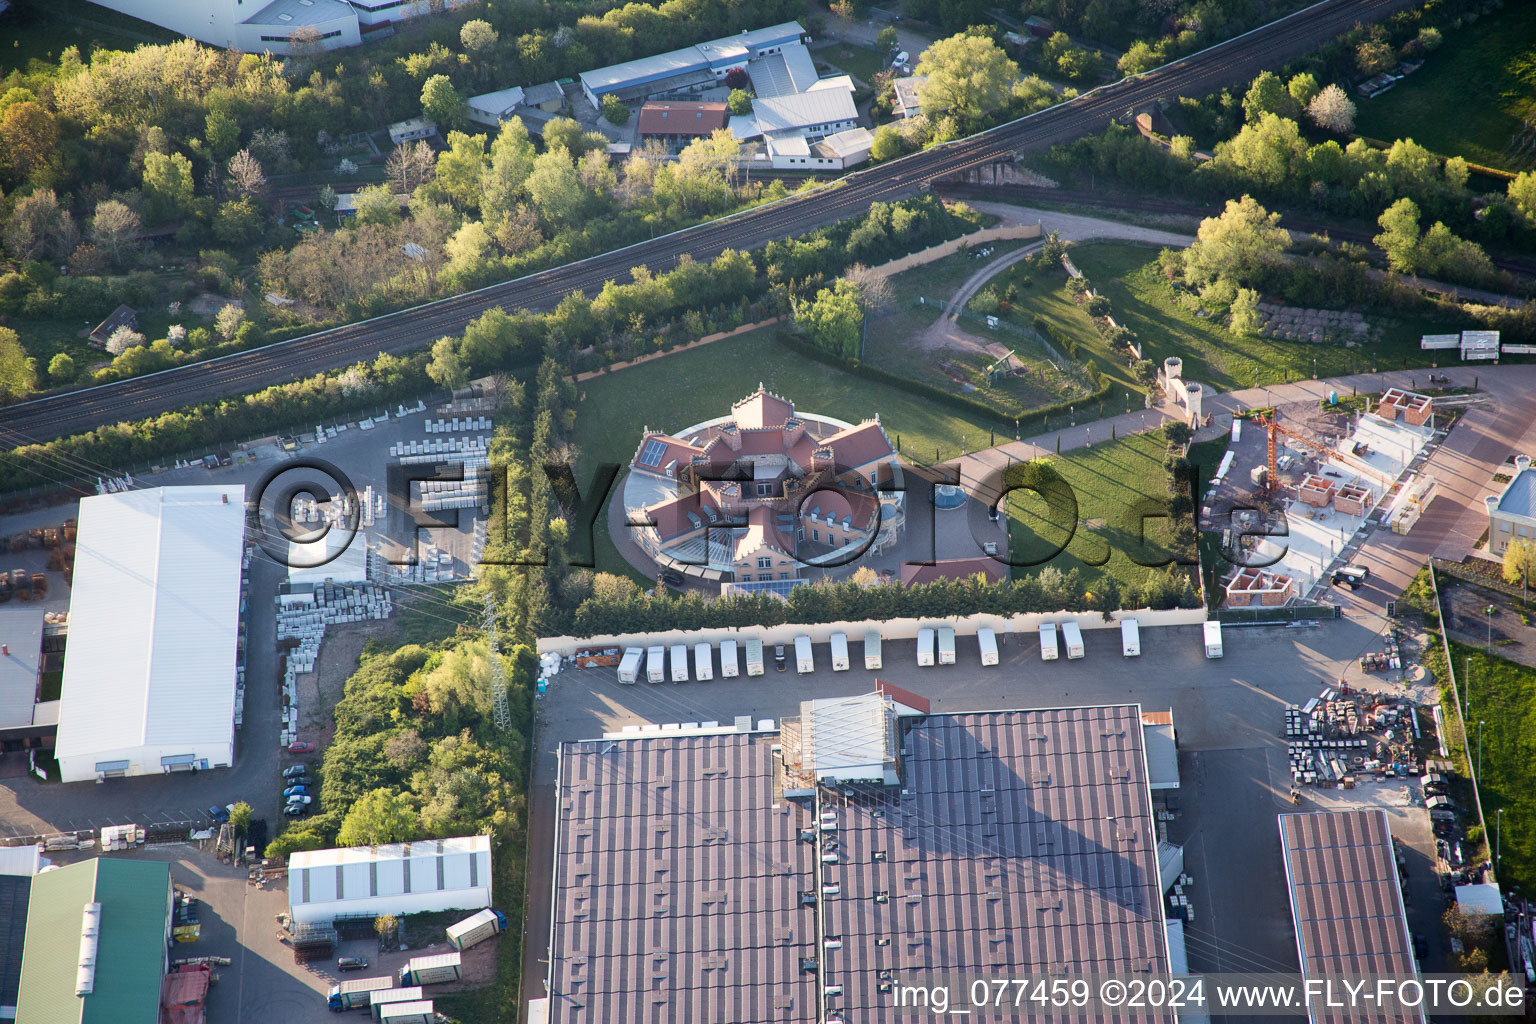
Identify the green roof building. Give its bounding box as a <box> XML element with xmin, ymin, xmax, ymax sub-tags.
<box><xmin>15</xmin><ymin>858</ymin><xmax>172</xmax><ymax>1024</ymax></box>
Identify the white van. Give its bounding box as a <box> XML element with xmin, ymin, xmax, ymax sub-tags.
<box><xmin>744</xmin><ymin>638</ymin><xmax>764</xmax><ymax>676</ymax></box>
<box><xmin>829</xmin><ymin>633</ymin><xmax>850</xmax><ymax>671</ymax></box>
<box><xmin>1203</xmin><ymin>620</ymin><xmax>1223</xmax><ymax>658</ymax></box>
<box><xmin>617</xmin><ymin>647</ymin><xmax>643</xmax><ymax>684</ymax></box>
<box><xmin>937</xmin><ymin>627</ymin><xmax>956</xmax><ymax>665</ymax></box>
<box><xmin>864</xmin><ymin>631</ymin><xmax>882</xmax><ymax>670</ymax></box>
<box><xmin>794</xmin><ymin>635</ymin><xmax>814</xmax><ymax>674</ymax></box>
<box><xmin>977</xmin><ymin>628</ymin><xmax>998</xmax><ymax>666</ymax></box>
<box><xmin>669</xmin><ymin>644</ymin><xmax>690</xmax><ymax>682</ymax></box>
<box><xmin>645</xmin><ymin>646</ymin><xmax>666</xmax><ymax>683</ymax></box>
<box><xmin>1039</xmin><ymin>623</ymin><xmax>1059</xmax><ymax>661</ymax></box>
<box><xmin>693</xmin><ymin>642</ymin><xmax>713</xmax><ymax>681</ymax></box>
<box><xmin>916</xmin><ymin>627</ymin><xmax>936</xmax><ymax>666</ymax></box>
<box><xmin>1060</xmin><ymin>621</ymin><xmax>1084</xmax><ymax>660</ymax></box>
<box><xmin>720</xmin><ymin>639</ymin><xmax>740</xmax><ymax>678</ymax></box>
<box><xmin>1120</xmin><ymin>619</ymin><xmax>1141</xmax><ymax>657</ymax></box>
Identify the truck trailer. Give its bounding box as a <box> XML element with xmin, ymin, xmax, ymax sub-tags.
<box><xmin>863</xmin><ymin>631</ymin><xmax>882</xmax><ymax>670</ymax></box>
<box><xmin>1121</xmin><ymin>619</ymin><xmax>1141</xmax><ymax>657</ymax></box>
<box><xmin>1203</xmin><ymin>620</ymin><xmax>1223</xmax><ymax>658</ymax></box>
<box><xmin>669</xmin><ymin>644</ymin><xmax>689</xmax><ymax>682</ymax></box>
<box><xmin>1060</xmin><ymin>621</ymin><xmax>1084</xmax><ymax>660</ymax></box>
<box><xmin>369</xmin><ymin>988</ymin><xmax>423</xmax><ymax>1021</ymax></box>
<box><xmin>917</xmin><ymin>627</ymin><xmax>935</xmax><ymax>666</ymax></box>
<box><xmin>329</xmin><ymin>977</ymin><xmax>395</xmax><ymax>1012</ymax></box>
<box><xmin>645</xmin><ymin>646</ymin><xmax>665</xmax><ymax>683</ymax></box>
<box><xmin>379</xmin><ymin>1001</ymin><xmax>434</xmax><ymax>1024</ymax></box>
<box><xmin>693</xmin><ymin>642</ymin><xmax>714</xmax><ymax>681</ymax></box>
<box><xmin>937</xmin><ymin>627</ymin><xmax>956</xmax><ymax>665</ymax></box>
<box><xmin>829</xmin><ymin>633</ymin><xmax>850</xmax><ymax>671</ymax></box>
<box><xmin>719</xmin><ymin>639</ymin><xmax>740</xmax><ymax>678</ymax></box>
<box><xmin>398</xmin><ymin>952</ymin><xmax>462</xmax><ymax>987</ymax></box>
<box><xmin>977</xmin><ymin>628</ymin><xmax>998</xmax><ymax>666</ymax></box>
<box><xmin>446</xmin><ymin>908</ymin><xmax>507</xmax><ymax>951</ymax></box>
<box><xmin>794</xmin><ymin>635</ymin><xmax>814</xmax><ymax>673</ymax></box>
<box><xmin>1039</xmin><ymin>623</ymin><xmax>1059</xmax><ymax>661</ymax></box>
<box><xmin>744</xmin><ymin>638</ymin><xmax>764</xmax><ymax>676</ymax></box>
<box><xmin>616</xmin><ymin>648</ymin><xmax>643</xmax><ymax>684</ymax></box>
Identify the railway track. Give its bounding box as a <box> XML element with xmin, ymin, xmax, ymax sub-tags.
<box><xmin>0</xmin><ymin>0</ymin><xmax>1420</xmax><ymax>449</ymax></box>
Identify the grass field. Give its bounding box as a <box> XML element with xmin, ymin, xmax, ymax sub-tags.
<box><xmin>0</xmin><ymin>1</ymin><xmax>178</xmax><ymax>75</ymax></box>
<box><xmin>1067</xmin><ymin>243</ymin><xmax>1451</xmax><ymax>391</ymax></box>
<box><xmin>816</xmin><ymin>41</ymin><xmax>891</xmax><ymax>85</ymax></box>
<box><xmin>1006</xmin><ymin>430</ymin><xmax>1195</xmax><ymax>596</ymax></box>
<box><xmin>1442</xmin><ymin>640</ymin><xmax>1536</xmax><ymax>892</ymax></box>
<box><xmin>1354</xmin><ymin>6</ymin><xmax>1536</xmax><ymax>171</ymax></box>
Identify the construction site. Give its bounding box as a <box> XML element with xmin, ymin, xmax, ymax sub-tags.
<box><xmin>1200</xmin><ymin>387</ymin><xmax>1450</xmax><ymax>606</ymax></box>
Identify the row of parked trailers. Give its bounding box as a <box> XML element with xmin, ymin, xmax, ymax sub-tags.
<box><xmin>614</xmin><ymin>619</ymin><xmax>1166</xmax><ymax>681</ymax></box>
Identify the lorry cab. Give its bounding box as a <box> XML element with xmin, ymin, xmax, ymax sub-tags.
<box><xmin>1331</xmin><ymin>565</ymin><xmax>1370</xmax><ymax>589</ymax></box>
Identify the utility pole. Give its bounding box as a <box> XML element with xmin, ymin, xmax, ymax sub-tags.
<box><xmin>1478</xmin><ymin>720</ymin><xmax>1485</xmax><ymax>781</ymax></box>
<box><xmin>1497</xmin><ymin>807</ymin><xmax>1504</xmax><ymax>870</ymax></box>
<box><xmin>482</xmin><ymin>593</ymin><xmax>512</xmax><ymax>731</ymax></box>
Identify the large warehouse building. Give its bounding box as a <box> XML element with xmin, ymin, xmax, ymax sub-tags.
<box><xmin>542</xmin><ymin>697</ymin><xmax>1172</xmax><ymax>1023</ymax></box>
<box><xmin>1279</xmin><ymin>810</ymin><xmax>1424</xmax><ymax>1024</ymax></box>
<box><xmin>54</xmin><ymin>486</ymin><xmax>247</xmax><ymax>784</ymax></box>
<box><xmin>288</xmin><ymin>836</ymin><xmax>494</xmax><ymax>926</ymax></box>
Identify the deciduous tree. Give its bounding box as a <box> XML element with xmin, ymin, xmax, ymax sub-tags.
<box><xmin>1182</xmin><ymin>195</ymin><xmax>1289</xmax><ymax>288</ymax></box>
<box><xmin>214</xmin><ymin>302</ymin><xmax>246</xmax><ymax>341</ymax></box>
<box><xmin>226</xmin><ymin>149</ymin><xmax>266</xmax><ymax>198</ymax></box>
<box><xmin>459</xmin><ymin>19</ymin><xmax>498</xmax><ymax>53</ymax></box>
<box><xmin>89</xmin><ymin>199</ymin><xmax>142</xmax><ymax>267</ymax></box>
<box><xmin>1503</xmin><ymin>537</ymin><xmax>1536</xmax><ymax>606</ymax></box>
<box><xmin>420</xmin><ymin>74</ymin><xmax>463</xmax><ymax>128</ymax></box>
<box><xmin>0</xmin><ymin>327</ymin><xmax>35</xmax><ymax>401</ymax></box>
<box><xmin>142</xmin><ymin>151</ymin><xmax>196</xmax><ymax>221</ymax></box>
<box><xmin>0</xmin><ymin>101</ymin><xmax>58</xmax><ymax>179</ymax></box>
<box><xmin>336</xmin><ymin>788</ymin><xmax>420</xmax><ymax>847</ymax></box>
<box><xmin>914</xmin><ymin>33</ymin><xmax>1020</xmax><ymax>121</ymax></box>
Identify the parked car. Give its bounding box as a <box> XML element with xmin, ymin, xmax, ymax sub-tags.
<box><xmin>282</xmin><ymin>785</ymin><xmax>310</xmax><ymax>799</ymax></box>
<box><xmin>279</xmin><ymin>435</ymin><xmax>299</xmax><ymax>452</ymax></box>
<box><xmin>1413</xmin><ymin>934</ymin><xmax>1428</xmax><ymax>960</ymax></box>
<box><xmin>774</xmin><ymin>644</ymin><xmax>786</xmax><ymax>671</ymax></box>
<box><xmin>337</xmin><ymin>957</ymin><xmax>369</xmax><ymax>972</ymax></box>
<box><xmin>207</xmin><ymin>805</ymin><xmax>230</xmax><ymax>824</ymax></box>
<box><xmin>287</xmin><ymin>741</ymin><xmax>315</xmax><ymax>753</ymax></box>
<box><xmin>281</xmin><ymin>764</ymin><xmax>309</xmax><ymax>779</ymax></box>
<box><xmin>283</xmin><ymin>801</ymin><xmax>309</xmax><ymax>817</ymax></box>
<box><xmin>658</xmin><ymin>567</ymin><xmax>683</xmax><ymax>586</ymax></box>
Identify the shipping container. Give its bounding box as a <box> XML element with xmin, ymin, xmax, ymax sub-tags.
<box><xmin>369</xmin><ymin>988</ymin><xmax>423</xmax><ymax>1021</ymax></box>
<box><xmin>863</xmin><ymin>631</ymin><xmax>882</xmax><ymax>670</ymax></box>
<box><xmin>794</xmin><ymin>635</ymin><xmax>814</xmax><ymax>673</ymax></box>
<box><xmin>937</xmin><ymin>627</ymin><xmax>956</xmax><ymax>665</ymax></box>
<box><xmin>1121</xmin><ymin>619</ymin><xmax>1141</xmax><ymax>657</ymax></box>
<box><xmin>829</xmin><ymin>633</ymin><xmax>850</xmax><ymax>671</ymax></box>
<box><xmin>1060</xmin><ymin>621</ymin><xmax>1084</xmax><ymax>659</ymax></box>
<box><xmin>446</xmin><ymin>908</ymin><xmax>507</xmax><ymax>951</ymax></box>
<box><xmin>616</xmin><ymin>648</ymin><xmax>643</xmax><ymax>684</ymax></box>
<box><xmin>977</xmin><ymin>628</ymin><xmax>998</xmax><ymax>666</ymax></box>
<box><xmin>398</xmin><ymin>952</ymin><xmax>461</xmax><ymax>986</ymax></box>
<box><xmin>669</xmin><ymin>644</ymin><xmax>689</xmax><ymax>682</ymax></box>
<box><xmin>1203</xmin><ymin>620</ymin><xmax>1223</xmax><ymax>659</ymax></box>
<box><xmin>1039</xmin><ymin>623</ymin><xmax>1059</xmax><ymax>661</ymax></box>
<box><xmin>379</xmin><ymin>1000</ymin><xmax>434</xmax><ymax>1024</ymax></box>
<box><xmin>329</xmin><ymin>976</ymin><xmax>395</xmax><ymax>1011</ymax></box>
<box><xmin>916</xmin><ymin>627</ymin><xmax>936</xmax><ymax>667</ymax></box>
<box><xmin>744</xmin><ymin>638</ymin><xmax>764</xmax><ymax>676</ymax></box>
<box><xmin>693</xmin><ymin>642</ymin><xmax>714</xmax><ymax>681</ymax></box>
<box><xmin>645</xmin><ymin>646</ymin><xmax>666</xmax><ymax>683</ymax></box>
<box><xmin>719</xmin><ymin>639</ymin><xmax>740</xmax><ymax>678</ymax></box>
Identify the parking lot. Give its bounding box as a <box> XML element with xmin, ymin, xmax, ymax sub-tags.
<box><xmin>521</xmin><ymin>617</ymin><xmax>1450</xmax><ymax>999</ymax></box>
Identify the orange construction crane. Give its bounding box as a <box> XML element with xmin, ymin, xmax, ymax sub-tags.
<box><xmin>1254</xmin><ymin>415</ymin><xmax>1383</xmax><ymax>497</ymax></box>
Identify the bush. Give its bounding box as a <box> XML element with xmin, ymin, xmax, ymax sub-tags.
<box><xmin>600</xmin><ymin>95</ymin><xmax>629</xmax><ymax>125</ymax></box>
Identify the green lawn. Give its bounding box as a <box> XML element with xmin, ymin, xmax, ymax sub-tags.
<box><xmin>1006</xmin><ymin>430</ymin><xmax>1194</xmax><ymax>596</ymax></box>
<box><xmin>1067</xmin><ymin>242</ymin><xmax>1450</xmax><ymax>391</ymax></box>
<box><xmin>1354</xmin><ymin>6</ymin><xmax>1536</xmax><ymax>171</ymax></box>
<box><xmin>0</xmin><ymin>1</ymin><xmax>178</xmax><ymax>75</ymax></box>
<box><xmin>815</xmin><ymin>41</ymin><xmax>891</xmax><ymax>85</ymax></box>
<box><xmin>1442</xmin><ymin>640</ymin><xmax>1536</xmax><ymax>892</ymax></box>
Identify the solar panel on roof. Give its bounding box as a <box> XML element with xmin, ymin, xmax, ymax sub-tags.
<box><xmin>638</xmin><ymin>438</ymin><xmax>668</xmax><ymax>467</ymax></box>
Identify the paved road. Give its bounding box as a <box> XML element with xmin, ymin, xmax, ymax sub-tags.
<box><xmin>0</xmin><ymin>0</ymin><xmax>1418</xmax><ymax>449</ymax></box>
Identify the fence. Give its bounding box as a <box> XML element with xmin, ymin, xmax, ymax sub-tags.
<box><xmin>1214</xmin><ymin>603</ymin><xmax>1340</xmax><ymax>625</ymax></box>
<box><xmin>537</xmin><ymin>607</ymin><xmax>1208</xmax><ymax>654</ymax></box>
<box><xmin>864</xmin><ymin>223</ymin><xmax>1043</xmax><ymax>279</ymax></box>
<box><xmin>1427</xmin><ymin>564</ymin><xmax>1492</xmax><ymax>874</ymax></box>
<box><xmin>915</xmin><ymin>296</ymin><xmax>1093</xmax><ymax>391</ymax></box>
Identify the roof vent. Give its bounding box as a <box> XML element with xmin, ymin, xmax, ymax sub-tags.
<box><xmin>75</xmin><ymin>902</ymin><xmax>101</xmax><ymax>997</ymax></box>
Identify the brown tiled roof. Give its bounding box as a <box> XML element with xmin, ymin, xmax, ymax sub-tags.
<box><xmin>732</xmin><ymin>387</ymin><xmax>795</xmax><ymax>429</ymax></box>
<box><xmin>823</xmin><ymin>420</ymin><xmax>894</xmax><ymax>470</ymax></box>
<box><xmin>734</xmin><ymin>505</ymin><xmax>795</xmax><ymax>561</ymax></box>
<box><xmin>638</xmin><ymin>493</ymin><xmax>725</xmax><ymax>542</ymax></box>
<box><xmin>631</xmin><ymin>433</ymin><xmax>705</xmax><ymax>474</ymax></box>
<box><xmin>799</xmin><ymin>488</ymin><xmax>878</xmax><ymax>531</ymax></box>
<box><xmin>899</xmin><ymin>557</ymin><xmax>1006</xmax><ymax>587</ymax></box>
<box><xmin>637</xmin><ymin>101</ymin><xmax>729</xmax><ymax>137</ymax></box>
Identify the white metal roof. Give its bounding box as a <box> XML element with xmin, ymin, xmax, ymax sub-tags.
<box><xmin>290</xmin><ymin>836</ymin><xmax>491</xmax><ymax>910</ymax></box>
<box><xmin>0</xmin><ymin>606</ymin><xmax>43</xmax><ymax>729</ymax></box>
<box><xmin>54</xmin><ymin>486</ymin><xmax>245</xmax><ymax>766</ymax></box>
<box><xmin>287</xmin><ymin>528</ymin><xmax>370</xmax><ymax>585</ymax></box>
<box><xmin>0</xmin><ymin>845</ymin><xmax>42</xmax><ymax>877</ymax></box>
<box><xmin>751</xmin><ymin>86</ymin><xmax>857</xmax><ymax>134</ymax></box>
<box><xmin>815</xmin><ymin>126</ymin><xmax>873</xmax><ymax>159</ymax></box>
<box><xmin>800</xmin><ymin>692</ymin><xmax>894</xmax><ymax>777</ymax></box>
<box><xmin>1454</xmin><ymin>882</ymin><xmax>1503</xmax><ymax>916</ymax></box>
